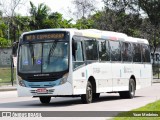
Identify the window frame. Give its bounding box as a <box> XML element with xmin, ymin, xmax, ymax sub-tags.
<box><xmin>72</xmin><ymin>36</ymin><xmax>85</xmax><ymax>70</ymax></box>
<box><xmin>98</xmin><ymin>39</ymin><xmax>110</xmax><ymax>62</ymax></box>
<box><xmin>132</xmin><ymin>43</ymin><xmax>142</xmax><ymax>63</ymax></box>
<box><xmin>84</xmin><ymin>37</ymin><xmax>99</xmax><ymax>61</ymax></box>
<box><xmin>121</xmin><ymin>41</ymin><xmax>133</xmax><ymax>63</ymax></box>
<box><xmin>141</xmin><ymin>44</ymin><xmax>151</xmax><ymax>64</ymax></box>
<box><xmin>109</xmin><ymin>40</ymin><xmax>121</xmax><ymax>62</ymax></box>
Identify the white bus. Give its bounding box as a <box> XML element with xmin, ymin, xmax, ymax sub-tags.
<box><xmin>15</xmin><ymin>29</ymin><xmax>152</xmax><ymax>104</ymax></box>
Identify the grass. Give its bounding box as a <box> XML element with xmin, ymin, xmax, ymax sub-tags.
<box><xmin>113</xmin><ymin>100</ymin><xmax>160</xmax><ymax>120</ymax></box>
<box><xmin>0</xmin><ymin>67</ymin><xmax>16</xmax><ymax>85</ymax></box>
<box><xmin>153</xmin><ymin>73</ymin><xmax>160</xmax><ymax>78</ymax></box>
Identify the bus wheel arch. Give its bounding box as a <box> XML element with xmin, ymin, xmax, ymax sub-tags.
<box><xmin>88</xmin><ymin>76</ymin><xmax>100</xmax><ymax>100</ymax></box>
<box><xmin>88</xmin><ymin>76</ymin><xmax>96</xmax><ymax>94</ymax></box>
<box><xmin>119</xmin><ymin>76</ymin><xmax>136</xmax><ymax>99</ymax></box>
<box><xmin>39</xmin><ymin>96</ymin><xmax>51</xmax><ymax>104</ymax></box>
<box><xmin>81</xmin><ymin>76</ymin><xmax>98</xmax><ymax>103</ymax></box>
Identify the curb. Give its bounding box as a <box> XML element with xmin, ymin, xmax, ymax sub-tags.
<box><xmin>152</xmin><ymin>79</ymin><xmax>160</xmax><ymax>83</ymax></box>
<box><xmin>0</xmin><ymin>87</ymin><xmax>17</xmax><ymax>92</ymax></box>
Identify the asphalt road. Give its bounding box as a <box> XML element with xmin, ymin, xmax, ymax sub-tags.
<box><xmin>0</xmin><ymin>83</ymin><xmax>160</xmax><ymax>120</ymax></box>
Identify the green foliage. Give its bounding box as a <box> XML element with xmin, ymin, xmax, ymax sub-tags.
<box><xmin>138</xmin><ymin>0</ymin><xmax>160</xmax><ymax>26</ymax></box>
<box><xmin>74</xmin><ymin>17</ymin><xmax>94</xmax><ymax>29</ymax></box>
<box><xmin>29</xmin><ymin>2</ymin><xmax>73</xmax><ymax>29</ymax></box>
<box><xmin>0</xmin><ymin>1</ymin><xmax>159</xmax><ymax>50</ymax></box>
<box><xmin>0</xmin><ymin>20</ymin><xmax>7</xmax><ymax>38</ymax></box>
<box><xmin>29</xmin><ymin>1</ymin><xmax>51</xmax><ymax>30</ymax></box>
<box><xmin>0</xmin><ymin>37</ymin><xmax>11</xmax><ymax>47</ymax></box>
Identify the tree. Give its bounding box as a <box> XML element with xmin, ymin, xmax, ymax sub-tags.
<box><xmin>87</xmin><ymin>7</ymin><xmax>142</xmax><ymax>37</ymax></box>
<box><xmin>137</xmin><ymin>0</ymin><xmax>160</xmax><ymax>60</ymax></box>
<box><xmin>0</xmin><ymin>0</ymin><xmax>25</xmax><ymax>17</ymax></box>
<box><xmin>29</xmin><ymin>1</ymin><xmax>50</xmax><ymax>30</ymax></box>
<box><xmin>0</xmin><ymin>0</ymin><xmax>26</xmax><ymax>43</ymax></box>
<box><xmin>138</xmin><ymin>0</ymin><xmax>160</xmax><ymax>26</ymax></box>
<box><xmin>29</xmin><ymin>2</ymin><xmax>73</xmax><ymax>29</ymax></box>
<box><xmin>0</xmin><ymin>37</ymin><xmax>11</xmax><ymax>47</ymax></box>
<box><xmin>13</xmin><ymin>14</ymin><xmax>30</xmax><ymax>40</ymax></box>
<box><xmin>72</xmin><ymin>0</ymin><xmax>97</xmax><ymax>28</ymax></box>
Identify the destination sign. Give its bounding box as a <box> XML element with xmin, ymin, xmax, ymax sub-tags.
<box><xmin>24</xmin><ymin>33</ymin><xmax>65</xmax><ymax>41</ymax></box>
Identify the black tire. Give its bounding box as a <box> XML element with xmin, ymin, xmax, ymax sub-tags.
<box><xmin>81</xmin><ymin>81</ymin><xmax>93</xmax><ymax>104</ymax></box>
<box><xmin>93</xmin><ymin>93</ymin><xmax>100</xmax><ymax>100</ymax></box>
<box><xmin>39</xmin><ymin>96</ymin><xmax>51</xmax><ymax>104</ymax></box>
<box><xmin>119</xmin><ymin>79</ymin><xmax>136</xmax><ymax>99</ymax></box>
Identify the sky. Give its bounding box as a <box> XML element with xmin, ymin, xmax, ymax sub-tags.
<box><xmin>15</xmin><ymin>0</ymin><xmax>104</xmax><ymax>21</ymax></box>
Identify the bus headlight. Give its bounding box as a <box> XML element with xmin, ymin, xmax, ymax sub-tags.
<box><xmin>59</xmin><ymin>73</ymin><xmax>68</xmax><ymax>85</ymax></box>
<box><xmin>19</xmin><ymin>80</ymin><xmax>26</xmax><ymax>87</ymax></box>
<box><xmin>18</xmin><ymin>76</ymin><xmax>26</xmax><ymax>87</ymax></box>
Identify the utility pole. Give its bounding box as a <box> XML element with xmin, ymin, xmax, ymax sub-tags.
<box><xmin>8</xmin><ymin>22</ymin><xmax>10</xmax><ymax>40</ymax></box>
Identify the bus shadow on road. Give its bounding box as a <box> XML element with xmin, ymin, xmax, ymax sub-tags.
<box><xmin>93</xmin><ymin>95</ymin><xmax>143</xmax><ymax>103</ymax></box>
<box><xmin>0</xmin><ymin>95</ymin><xmax>143</xmax><ymax>108</ymax></box>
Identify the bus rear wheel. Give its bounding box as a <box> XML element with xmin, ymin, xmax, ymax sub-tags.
<box><xmin>81</xmin><ymin>81</ymin><xmax>93</xmax><ymax>104</ymax></box>
<box><xmin>119</xmin><ymin>79</ymin><xmax>135</xmax><ymax>99</ymax></box>
<box><xmin>39</xmin><ymin>96</ymin><xmax>51</xmax><ymax>104</ymax></box>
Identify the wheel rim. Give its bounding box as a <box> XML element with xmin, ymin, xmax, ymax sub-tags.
<box><xmin>87</xmin><ymin>84</ymin><xmax>92</xmax><ymax>102</ymax></box>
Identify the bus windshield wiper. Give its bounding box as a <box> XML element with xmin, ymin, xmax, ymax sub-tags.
<box><xmin>48</xmin><ymin>42</ymin><xmax>57</xmax><ymax>64</ymax></box>
<box><xmin>29</xmin><ymin>43</ymin><xmax>35</xmax><ymax>65</ymax></box>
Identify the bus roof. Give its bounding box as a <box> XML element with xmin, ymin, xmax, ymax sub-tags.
<box><xmin>127</xmin><ymin>37</ymin><xmax>149</xmax><ymax>44</ymax></box>
<box><xmin>73</xmin><ymin>29</ymin><xmax>128</xmax><ymax>41</ymax></box>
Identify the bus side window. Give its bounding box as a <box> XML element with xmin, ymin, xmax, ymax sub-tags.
<box><xmin>85</xmin><ymin>39</ymin><xmax>98</xmax><ymax>60</ymax></box>
<box><xmin>98</xmin><ymin>40</ymin><xmax>110</xmax><ymax>61</ymax></box>
<box><xmin>106</xmin><ymin>40</ymin><xmax>110</xmax><ymax>61</ymax></box>
<box><xmin>133</xmin><ymin>43</ymin><xmax>141</xmax><ymax>62</ymax></box>
<box><xmin>72</xmin><ymin>37</ymin><xmax>84</xmax><ymax>61</ymax></box>
<box><xmin>74</xmin><ymin>41</ymin><xmax>84</xmax><ymax>61</ymax></box>
<box><xmin>110</xmin><ymin>41</ymin><xmax>121</xmax><ymax>61</ymax></box>
<box><xmin>122</xmin><ymin>42</ymin><xmax>132</xmax><ymax>62</ymax></box>
<box><xmin>72</xmin><ymin>36</ymin><xmax>84</xmax><ymax>69</ymax></box>
<box><xmin>142</xmin><ymin>44</ymin><xmax>151</xmax><ymax>63</ymax></box>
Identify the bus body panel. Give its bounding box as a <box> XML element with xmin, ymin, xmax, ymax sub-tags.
<box><xmin>17</xmin><ymin>82</ymin><xmax>73</xmax><ymax>97</ymax></box>
<box><xmin>95</xmin><ymin>62</ymin><xmax>112</xmax><ymax>92</ymax></box>
<box><xmin>140</xmin><ymin>64</ymin><xmax>152</xmax><ymax>88</ymax></box>
<box><xmin>73</xmin><ymin>62</ymin><xmax>112</xmax><ymax>94</ymax></box>
<box><xmin>72</xmin><ymin>65</ymin><xmax>87</xmax><ymax>94</ymax></box>
<box><xmin>112</xmin><ymin>63</ymin><xmax>129</xmax><ymax>91</ymax></box>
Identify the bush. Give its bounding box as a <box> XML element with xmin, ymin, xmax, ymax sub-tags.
<box><xmin>0</xmin><ymin>37</ymin><xmax>11</xmax><ymax>47</ymax></box>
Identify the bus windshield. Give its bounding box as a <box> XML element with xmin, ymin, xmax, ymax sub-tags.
<box><xmin>18</xmin><ymin>41</ymin><xmax>69</xmax><ymax>73</ymax></box>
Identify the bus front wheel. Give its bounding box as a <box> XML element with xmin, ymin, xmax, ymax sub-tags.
<box><xmin>39</xmin><ymin>96</ymin><xmax>51</xmax><ymax>104</ymax></box>
<box><xmin>81</xmin><ymin>81</ymin><xmax>93</xmax><ymax>104</ymax></box>
<box><xmin>119</xmin><ymin>79</ymin><xmax>135</xmax><ymax>99</ymax></box>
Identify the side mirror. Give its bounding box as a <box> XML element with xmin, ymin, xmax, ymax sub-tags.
<box><xmin>12</xmin><ymin>41</ymin><xmax>19</xmax><ymax>57</ymax></box>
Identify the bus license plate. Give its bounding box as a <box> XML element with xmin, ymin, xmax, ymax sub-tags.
<box><xmin>37</xmin><ymin>88</ymin><xmax>48</xmax><ymax>94</ymax></box>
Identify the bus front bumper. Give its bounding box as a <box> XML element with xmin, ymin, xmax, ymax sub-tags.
<box><xmin>17</xmin><ymin>82</ymin><xmax>72</xmax><ymax>97</ymax></box>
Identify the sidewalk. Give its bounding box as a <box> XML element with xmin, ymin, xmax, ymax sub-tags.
<box><xmin>152</xmin><ymin>79</ymin><xmax>160</xmax><ymax>83</ymax></box>
<box><xmin>0</xmin><ymin>85</ymin><xmax>17</xmax><ymax>92</ymax></box>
